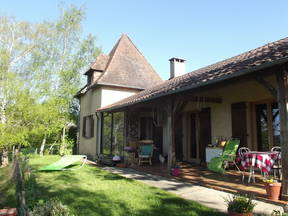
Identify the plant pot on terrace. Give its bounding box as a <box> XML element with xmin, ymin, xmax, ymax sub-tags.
<box><xmin>116</xmin><ymin>163</ymin><xmax>127</xmax><ymax>168</ymax></box>
<box><xmin>264</xmin><ymin>182</ymin><xmax>282</xmax><ymax>201</ymax></box>
<box><xmin>170</xmin><ymin>165</ymin><xmax>181</xmax><ymax>177</ymax></box>
<box><xmin>263</xmin><ymin>176</ymin><xmax>282</xmax><ymax>200</ymax></box>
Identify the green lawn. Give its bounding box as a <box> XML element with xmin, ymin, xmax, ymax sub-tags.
<box><xmin>0</xmin><ymin>165</ymin><xmax>16</xmax><ymax>208</ymax></box>
<box><xmin>5</xmin><ymin>155</ymin><xmax>227</xmax><ymax>216</ymax></box>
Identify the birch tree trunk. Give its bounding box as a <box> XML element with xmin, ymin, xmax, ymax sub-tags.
<box><xmin>39</xmin><ymin>133</ymin><xmax>47</xmax><ymax>156</ymax></box>
<box><xmin>0</xmin><ymin>97</ymin><xmax>7</xmax><ymax>124</ymax></box>
<box><xmin>12</xmin><ymin>145</ymin><xmax>15</xmax><ymax>163</ymax></box>
<box><xmin>60</xmin><ymin>126</ymin><xmax>66</xmax><ymax>155</ymax></box>
<box><xmin>1</xmin><ymin>149</ymin><xmax>9</xmax><ymax>167</ymax></box>
<box><xmin>48</xmin><ymin>141</ymin><xmax>57</xmax><ymax>154</ymax></box>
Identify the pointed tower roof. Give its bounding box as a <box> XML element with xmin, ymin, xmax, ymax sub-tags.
<box><xmin>89</xmin><ymin>34</ymin><xmax>162</xmax><ymax>89</ymax></box>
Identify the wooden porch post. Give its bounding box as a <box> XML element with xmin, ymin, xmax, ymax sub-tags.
<box><xmin>167</xmin><ymin>99</ymin><xmax>175</xmax><ymax>170</ymax></box>
<box><xmin>276</xmin><ymin>68</ymin><xmax>288</xmax><ymax>201</ymax></box>
<box><xmin>166</xmin><ymin>99</ymin><xmax>186</xmax><ymax>170</ymax></box>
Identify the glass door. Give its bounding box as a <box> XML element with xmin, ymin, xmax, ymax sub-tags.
<box><xmin>272</xmin><ymin>103</ymin><xmax>280</xmax><ymax>147</ymax></box>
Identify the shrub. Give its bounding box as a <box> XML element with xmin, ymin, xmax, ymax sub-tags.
<box><xmin>29</xmin><ymin>199</ymin><xmax>73</xmax><ymax>216</ymax></box>
<box><xmin>224</xmin><ymin>194</ymin><xmax>256</xmax><ymax>213</ymax></box>
<box><xmin>272</xmin><ymin>210</ymin><xmax>288</xmax><ymax>216</ymax></box>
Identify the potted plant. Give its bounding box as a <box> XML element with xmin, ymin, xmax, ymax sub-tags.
<box><xmin>224</xmin><ymin>194</ymin><xmax>256</xmax><ymax>216</ymax></box>
<box><xmin>263</xmin><ymin>176</ymin><xmax>282</xmax><ymax>200</ymax></box>
<box><xmin>171</xmin><ymin>164</ymin><xmax>181</xmax><ymax>177</ymax></box>
<box><xmin>271</xmin><ymin>210</ymin><xmax>288</xmax><ymax>216</ymax></box>
<box><xmin>0</xmin><ymin>208</ymin><xmax>17</xmax><ymax>216</ymax></box>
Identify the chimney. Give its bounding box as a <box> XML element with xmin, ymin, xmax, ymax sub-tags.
<box><xmin>169</xmin><ymin>57</ymin><xmax>186</xmax><ymax>79</ymax></box>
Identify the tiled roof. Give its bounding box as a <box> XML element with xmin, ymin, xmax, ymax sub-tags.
<box><xmin>78</xmin><ymin>34</ymin><xmax>162</xmax><ymax>96</ymax></box>
<box><xmin>97</xmin><ymin>37</ymin><xmax>288</xmax><ymax>112</ymax></box>
<box><xmin>90</xmin><ymin>54</ymin><xmax>110</xmax><ymax>71</ymax></box>
<box><xmin>96</xmin><ymin>34</ymin><xmax>162</xmax><ymax>88</ymax></box>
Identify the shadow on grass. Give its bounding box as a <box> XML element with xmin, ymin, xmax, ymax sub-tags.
<box><xmin>25</xmin><ymin>174</ymin><xmax>132</xmax><ymax>216</ymax></box>
<box><xmin>138</xmin><ymin>196</ymin><xmax>226</xmax><ymax>216</ymax></box>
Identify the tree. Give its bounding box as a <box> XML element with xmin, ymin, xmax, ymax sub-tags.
<box><xmin>0</xmin><ymin>5</ymin><xmax>100</xmax><ymax>164</ymax></box>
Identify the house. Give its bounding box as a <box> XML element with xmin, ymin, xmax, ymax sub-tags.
<box><xmin>75</xmin><ymin>34</ymin><xmax>162</xmax><ymax>159</ymax></box>
<box><xmin>96</xmin><ymin>37</ymin><xmax>288</xmax><ymax>199</ymax></box>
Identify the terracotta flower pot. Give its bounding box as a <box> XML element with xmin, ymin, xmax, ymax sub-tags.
<box><xmin>264</xmin><ymin>182</ymin><xmax>282</xmax><ymax>200</ymax></box>
<box><xmin>116</xmin><ymin>163</ymin><xmax>127</xmax><ymax>168</ymax></box>
<box><xmin>228</xmin><ymin>211</ymin><xmax>252</xmax><ymax>216</ymax></box>
<box><xmin>0</xmin><ymin>208</ymin><xmax>17</xmax><ymax>216</ymax></box>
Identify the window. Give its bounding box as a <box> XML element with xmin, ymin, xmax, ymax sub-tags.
<box><xmin>140</xmin><ymin>117</ymin><xmax>153</xmax><ymax>140</ymax></box>
<box><xmin>82</xmin><ymin>115</ymin><xmax>94</xmax><ymax>138</ymax></box>
<box><xmin>87</xmin><ymin>74</ymin><xmax>92</xmax><ymax>86</ymax></box>
<box><xmin>255</xmin><ymin>102</ymin><xmax>280</xmax><ymax>151</ymax></box>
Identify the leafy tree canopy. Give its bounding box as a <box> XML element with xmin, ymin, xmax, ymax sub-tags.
<box><xmin>0</xmin><ymin>5</ymin><xmax>100</xmax><ymax>153</ymax></box>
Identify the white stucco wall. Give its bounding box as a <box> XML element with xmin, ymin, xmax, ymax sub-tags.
<box><xmin>100</xmin><ymin>86</ymin><xmax>139</xmax><ymax>107</ymax></box>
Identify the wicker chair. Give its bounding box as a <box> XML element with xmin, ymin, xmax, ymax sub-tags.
<box><xmin>271</xmin><ymin>146</ymin><xmax>282</xmax><ymax>180</ymax></box>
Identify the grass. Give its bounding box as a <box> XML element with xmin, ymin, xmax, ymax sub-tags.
<box><xmin>0</xmin><ymin>165</ymin><xmax>17</xmax><ymax>208</ymax></box>
<box><xmin>6</xmin><ymin>155</ymin><xmax>227</xmax><ymax>216</ymax></box>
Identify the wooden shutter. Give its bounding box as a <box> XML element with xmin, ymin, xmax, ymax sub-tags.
<box><xmin>231</xmin><ymin>102</ymin><xmax>247</xmax><ymax>148</ymax></box>
<box><xmin>82</xmin><ymin>116</ymin><xmax>87</xmax><ymax>137</ymax></box>
<box><xmin>199</xmin><ymin>108</ymin><xmax>211</xmax><ymax>163</ymax></box>
<box><xmin>175</xmin><ymin>114</ymin><xmax>183</xmax><ymax>161</ymax></box>
<box><xmin>90</xmin><ymin>115</ymin><xmax>94</xmax><ymax>137</ymax></box>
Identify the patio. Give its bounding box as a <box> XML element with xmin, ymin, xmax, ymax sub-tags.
<box><xmin>131</xmin><ymin>162</ymin><xmax>286</xmax><ymax>205</ymax></box>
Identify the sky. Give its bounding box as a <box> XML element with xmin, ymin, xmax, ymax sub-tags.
<box><xmin>1</xmin><ymin>0</ymin><xmax>288</xmax><ymax>80</ymax></box>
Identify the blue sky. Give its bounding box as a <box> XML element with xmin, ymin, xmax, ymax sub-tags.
<box><xmin>1</xmin><ymin>0</ymin><xmax>288</xmax><ymax>79</ymax></box>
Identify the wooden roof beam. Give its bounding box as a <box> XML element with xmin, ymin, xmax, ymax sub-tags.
<box><xmin>178</xmin><ymin>96</ymin><xmax>222</xmax><ymax>103</ymax></box>
<box><xmin>254</xmin><ymin>76</ymin><xmax>277</xmax><ymax>98</ymax></box>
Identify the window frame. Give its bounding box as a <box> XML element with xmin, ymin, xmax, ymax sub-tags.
<box><xmin>82</xmin><ymin>115</ymin><xmax>94</xmax><ymax>139</ymax></box>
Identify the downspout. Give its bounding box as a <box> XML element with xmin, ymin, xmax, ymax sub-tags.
<box><xmin>95</xmin><ymin>112</ymin><xmax>100</xmax><ymax>157</ymax></box>
<box><xmin>77</xmin><ymin>99</ymin><xmax>81</xmax><ymax>155</ymax></box>
<box><xmin>110</xmin><ymin>113</ymin><xmax>114</xmax><ymax>155</ymax></box>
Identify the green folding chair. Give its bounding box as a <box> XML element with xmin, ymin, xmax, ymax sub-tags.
<box><xmin>39</xmin><ymin>155</ymin><xmax>87</xmax><ymax>171</ymax></box>
<box><xmin>208</xmin><ymin>138</ymin><xmax>240</xmax><ymax>176</ymax></box>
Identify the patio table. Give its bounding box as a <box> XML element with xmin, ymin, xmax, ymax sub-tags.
<box><xmin>240</xmin><ymin>151</ymin><xmax>281</xmax><ymax>183</ymax></box>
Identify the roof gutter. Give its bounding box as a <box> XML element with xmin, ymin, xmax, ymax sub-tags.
<box><xmin>97</xmin><ymin>56</ymin><xmax>288</xmax><ymax>113</ymax></box>
<box><xmin>95</xmin><ymin>82</ymin><xmax>146</xmax><ymax>90</ymax></box>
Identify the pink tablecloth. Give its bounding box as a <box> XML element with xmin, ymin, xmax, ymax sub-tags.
<box><xmin>241</xmin><ymin>151</ymin><xmax>281</xmax><ymax>173</ymax></box>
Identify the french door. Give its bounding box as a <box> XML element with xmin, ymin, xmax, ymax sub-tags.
<box><xmin>187</xmin><ymin>108</ymin><xmax>211</xmax><ymax>163</ymax></box>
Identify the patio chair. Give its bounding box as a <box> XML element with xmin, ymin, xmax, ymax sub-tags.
<box><xmin>271</xmin><ymin>146</ymin><xmax>281</xmax><ymax>152</ymax></box>
<box><xmin>271</xmin><ymin>146</ymin><xmax>282</xmax><ymax>180</ymax></box>
<box><xmin>238</xmin><ymin>147</ymin><xmax>250</xmax><ymax>159</ymax></box>
<box><xmin>238</xmin><ymin>147</ymin><xmax>250</xmax><ymax>182</ymax></box>
<box><xmin>138</xmin><ymin>144</ymin><xmax>153</xmax><ymax>166</ymax></box>
<box><xmin>208</xmin><ymin>138</ymin><xmax>240</xmax><ymax>176</ymax></box>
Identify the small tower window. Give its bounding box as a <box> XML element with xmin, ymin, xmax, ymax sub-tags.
<box><xmin>87</xmin><ymin>74</ymin><xmax>92</xmax><ymax>86</ymax></box>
